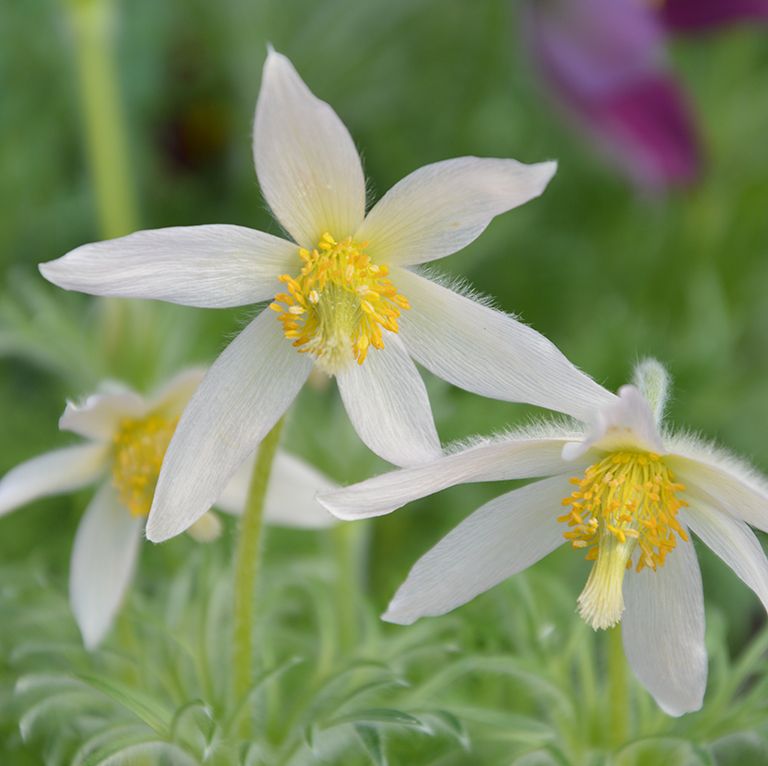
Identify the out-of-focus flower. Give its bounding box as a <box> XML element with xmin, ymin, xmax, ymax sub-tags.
<box><xmin>660</xmin><ymin>0</ymin><xmax>768</xmax><ymax>32</ymax></box>
<box><xmin>319</xmin><ymin>360</ymin><xmax>768</xmax><ymax>716</ymax></box>
<box><xmin>40</xmin><ymin>49</ymin><xmax>613</xmax><ymax>543</ymax></box>
<box><xmin>0</xmin><ymin>369</ymin><xmax>335</xmax><ymax>649</ymax></box>
<box><xmin>522</xmin><ymin>0</ymin><xmax>701</xmax><ymax>189</ymax></box>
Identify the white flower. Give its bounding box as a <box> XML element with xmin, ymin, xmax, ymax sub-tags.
<box><xmin>39</xmin><ymin>49</ymin><xmax>612</xmax><ymax>542</ymax></box>
<box><xmin>0</xmin><ymin>369</ymin><xmax>335</xmax><ymax>650</ymax></box>
<box><xmin>317</xmin><ymin>359</ymin><xmax>768</xmax><ymax>716</ymax></box>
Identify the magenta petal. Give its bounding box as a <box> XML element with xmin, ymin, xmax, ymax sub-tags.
<box><xmin>525</xmin><ymin>0</ymin><xmax>664</xmax><ymax>97</ymax></box>
<box><xmin>523</xmin><ymin>0</ymin><xmax>701</xmax><ymax>189</ymax></box>
<box><xmin>587</xmin><ymin>76</ymin><xmax>701</xmax><ymax>188</ymax></box>
<box><xmin>661</xmin><ymin>0</ymin><xmax>768</xmax><ymax>32</ymax></box>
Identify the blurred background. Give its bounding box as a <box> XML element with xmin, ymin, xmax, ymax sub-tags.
<box><xmin>1</xmin><ymin>0</ymin><xmax>768</xmax><ymax>763</ymax></box>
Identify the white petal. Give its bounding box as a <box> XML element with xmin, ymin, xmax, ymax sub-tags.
<box><xmin>357</xmin><ymin>157</ymin><xmax>556</xmax><ymax>266</ymax></box>
<box><xmin>665</xmin><ymin>435</ymin><xmax>768</xmax><ymax>533</ymax></box>
<box><xmin>393</xmin><ymin>269</ymin><xmax>615</xmax><ymax>423</ymax></box>
<box><xmin>683</xmin><ymin>502</ymin><xmax>768</xmax><ymax>613</ymax></box>
<box><xmin>562</xmin><ymin>384</ymin><xmax>663</xmax><ymax>461</ymax></box>
<box><xmin>0</xmin><ymin>443</ymin><xmax>108</xmax><ymax>517</ymax></box>
<box><xmin>217</xmin><ymin>451</ymin><xmax>337</xmax><ymax>529</ymax></box>
<box><xmin>266</xmin><ymin>452</ymin><xmax>337</xmax><ymax>528</ymax></box>
<box><xmin>147</xmin><ymin>367</ymin><xmax>206</xmax><ymax>416</ymax></box>
<box><xmin>318</xmin><ymin>434</ymin><xmax>579</xmax><ymax>520</ymax></box>
<box><xmin>145</xmin><ymin>311</ymin><xmax>312</xmax><ymax>542</ymax></box>
<box><xmin>40</xmin><ymin>226</ymin><xmax>297</xmax><ymax>307</ymax></box>
<box><xmin>60</xmin><ymin>389</ymin><xmax>146</xmax><ymax>440</ymax></box>
<box><xmin>382</xmin><ymin>475</ymin><xmax>571</xmax><ymax>625</ymax></box>
<box><xmin>69</xmin><ymin>482</ymin><xmax>143</xmax><ymax>649</ymax></box>
<box><xmin>622</xmin><ymin>532</ymin><xmax>707</xmax><ymax>717</ymax></box>
<box><xmin>336</xmin><ymin>334</ymin><xmax>441</xmax><ymax>467</ymax></box>
<box><xmin>253</xmin><ymin>49</ymin><xmax>365</xmax><ymax>248</ymax></box>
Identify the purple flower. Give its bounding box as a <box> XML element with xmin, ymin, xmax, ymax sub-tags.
<box><xmin>661</xmin><ymin>0</ymin><xmax>768</xmax><ymax>32</ymax></box>
<box><xmin>523</xmin><ymin>0</ymin><xmax>701</xmax><ymax>190</ymax></box>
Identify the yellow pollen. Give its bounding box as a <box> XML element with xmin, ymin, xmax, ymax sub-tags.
<box><xmin>270</xmin><ymin>232</ymin><xmax>409</xmax><ymax>372</ymax></box>
<box><xmin>111</xmin><ymin>414</ymin><xmax>178</xmax><ymax>517</ymax></box>
<box><xmin>559</xmin><ymin>450</ymin><xmax>688</xmax><ymax>630</ymax></box>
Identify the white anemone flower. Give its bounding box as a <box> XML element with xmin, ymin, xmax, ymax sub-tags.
<box><xmin>317</xmin><ymin>359</ymin><xmax>768</xmax><ymax>716</ymax></box>
<box><xmin>39</xmin><ymin>49</ymin><xmax>613</xmax><ymax>543</ymax></box>
<box><xmin>0</xmin><ymin>370</ymin><xmax>335</xmax><ymax>650</ymax></box>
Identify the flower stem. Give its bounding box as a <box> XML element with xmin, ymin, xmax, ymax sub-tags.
<box><xmin>607</xmin><ymin>624</ymin><xmax>629</xmax><ymax>747</ymax></box>
<box><xmin>68</xmin><ymin>0</ymin><xmax>138</xmax><ymax>238</ymax></box>
<box><xmin>331</xmin><ymin>521</ymin><xmax>363</xmax><ymax>654</ymax></box>
<box><xmin>66</xmin><ymin>0</ymin><xmax>142</xmax><ymax>378</ymax></box>
<box><xmin>232</xmin><ymin>418</ymin><xmax>285</xmax><ymax>715</ymax></box>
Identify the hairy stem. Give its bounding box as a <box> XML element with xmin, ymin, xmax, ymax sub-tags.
<box><xmin>232</xmin><ymin>418</ymin><xmax>285</xmax><ymax>721</ymax></box>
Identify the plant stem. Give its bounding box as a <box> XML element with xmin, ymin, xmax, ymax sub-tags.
<box><xmin>232</xmin><ymin>418</ymin><xmax>285</xmax><ymax>717</ymax></box>
<box><xmin>331</xmin><ymin>521</ymin><xmax>363</xmax><ymax>654</ymax></box>
<box><xmin>607</xmin><ymin>624</ymin><xmax>629</xmax><ymax>747</ymax></box>
<box><xmin>66</xmin><ymin>0</ymin><xmax>142</xmax><ymax>377</ymax></box>
<box><xmin>68</xmin><ymin>0</ymin><xmax>138</xmax><ymax>238</ymax></box>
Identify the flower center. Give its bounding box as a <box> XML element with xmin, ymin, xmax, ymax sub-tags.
<box><xmin>111</xmin><ymin>414</ymin><xmax>178</xmax><ymax>517</ymax></box>
<box><xmin>269</xmin><ymin>232</ymin><xmax>410</xmax><ymax>373</ymax></box>
<box><xmin>559</xmin><ymin>451</ymin><xmax>688</xmax><ymax>629</ymax></box>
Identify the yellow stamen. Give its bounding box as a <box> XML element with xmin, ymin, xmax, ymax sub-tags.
<box><xmin>271</xmin><ymin>232</ymin><xmax>409</xmax><ymax>372</ymax></box>
<box><xmin>111</xmin><ymin>414</ymin><xmax>178</xmax><ymax>517</ymax></box>
<box><xmin>559</xmin><ymin>450</ymin><xmax>688</xmax><ymax>629</ymax></box>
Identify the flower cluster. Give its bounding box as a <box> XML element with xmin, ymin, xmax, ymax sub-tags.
<box><xmin>41</xmin><ymin>49</ymin><xmax>614</xmax><ymax>545</ymax></box>
<box><xmin>5</xmin><ymin>46</ymin><xmax>763</xmax><ymax>723</ymax></box>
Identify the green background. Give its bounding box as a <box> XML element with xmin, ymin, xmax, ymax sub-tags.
<box><xmin>1</xmin><ymin>1</ymin><xmax>767</xmax><ymax>763</ymax></box>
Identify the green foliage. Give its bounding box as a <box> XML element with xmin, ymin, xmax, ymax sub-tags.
<box><xmin>2</xmin><ymin>552</ymin><xmax>471</xmax><ymax>764</ymax></box>
<box><xmin>3</xmin><ymin>554</ymin><xmax>768</xmax><ymax>765</ymax></box>
<box><xmin>1</xmin><ymin>0</ymin><xmax>768</xmax><ymax>762</ymax></box>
